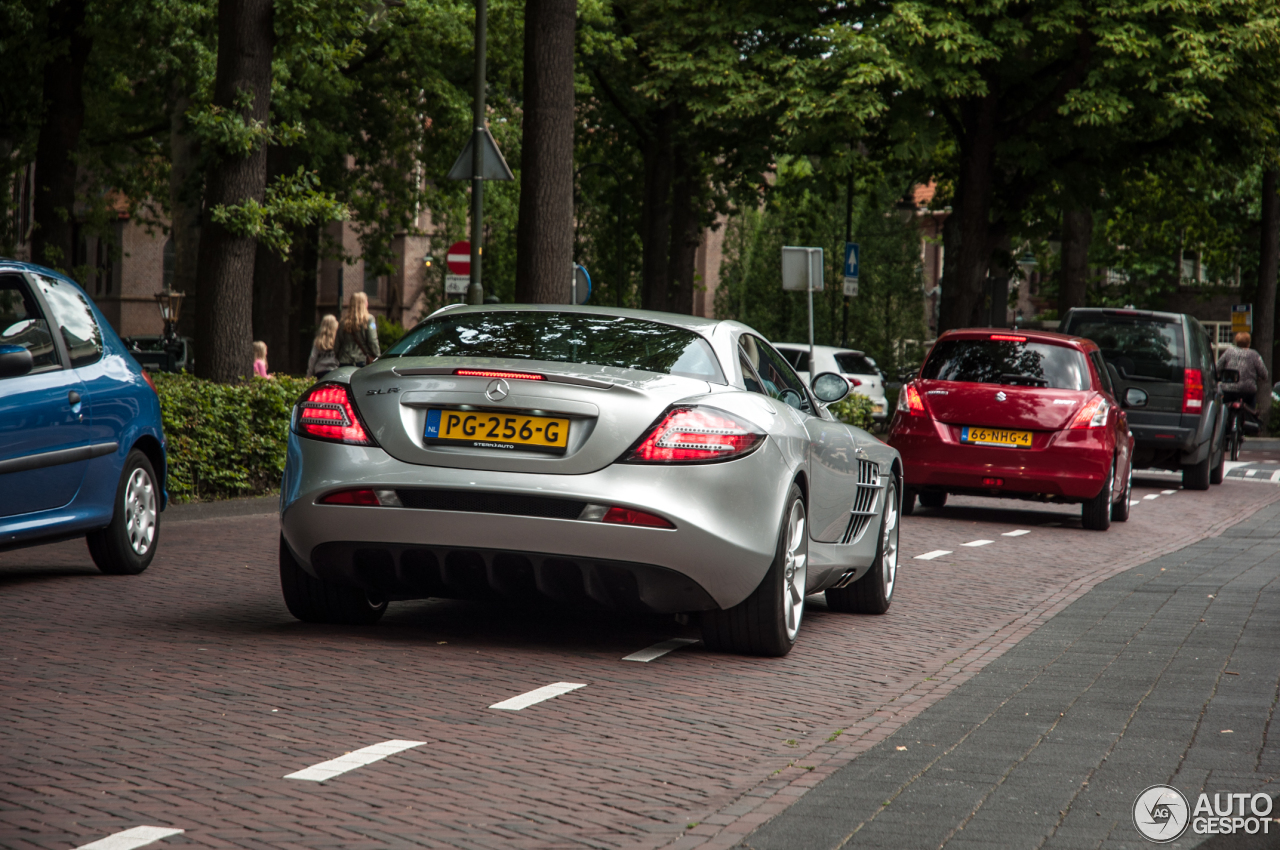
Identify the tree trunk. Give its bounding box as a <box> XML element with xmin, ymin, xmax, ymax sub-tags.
<box><xmin>168</xmin><ymin>89</ymin><xmax>202</xmax><ymax>338</ymax></box>
<box><xmin>514</xmin><ymin>0</ymin><xmax>576</xmax><ymax>304</ymax></box>
<box><xmin>252</xmin><ymin>145</ymin><xmax>289</xmax><ymax>371</ymax></box>
<box><xmin>667</xmin><ymin>144</ymin><xmax>701</xmax><ymax>315</ymax></box>
<box><xmin>293</xmin><ymin>224</ymin><xmax>320</xmax><ymax>373</ymax></box>
<box><xmin>31</xmin><ymin>0</ymin><xmax>91</xmax><ymax>272</ymax></box>
<box><xmin>937</xmin><ymin>96</ymin><xmax>998</xmax><ymax>334</ymax></box>
<box><xmin>1257</xmin><ymin>167</ymin><xmax>1278</xmax><ymax>425</ymax></box>
<box><xmin>194</xmin><ymin>0</ymin><xmax>274</xmax><ymax>382</ymax></box>
<box><xmin>639</xmin><ymin>107</ymin><xmax>674</xmax><ymax>311</ymax></box>
<box><xmin>1058</xmin><ymin>204</ymin><xmax>1093</xmax><ymax>316</ymax></box>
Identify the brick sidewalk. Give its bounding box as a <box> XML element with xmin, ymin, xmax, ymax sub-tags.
<box><xmin>1</xmin><ymin>477</ymin><xmax>1276</xmax><ymax>850</ymax></box>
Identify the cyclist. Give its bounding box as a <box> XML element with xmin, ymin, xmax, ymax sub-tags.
<box><xmin>1217</xmin><ymin>331</ymin><xmax>1269</xmax><ymax>405</ymax></box>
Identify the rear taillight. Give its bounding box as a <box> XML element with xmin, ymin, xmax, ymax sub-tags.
<box><xmin>295</xmin><ymin>382</ymin><xmax>377</xmax><ymax>446</ymax></box>
<box><xmin>1070</xmin><ymin>396</ymin><xmax>1111</xmax><ymax>429</ymax></box>
<box><xmin>897</xmin><ymin>383</ymin><xmax>925</xmax><ymax>415</ymax></box>
<box><xmin>140</xmin><ymin>369</ymin><xmax>157</xmax><ymax>395</ymax></box>
<box><xmin>454</xmin><ymin>368</ymin><xmax>544</xmax><ymax>381</ymax></box>
<box><xmin>848</xmin><ymin>377</ymin><xmax>862</xmax><ymax>388</ymax></box>
<box><xmin>1182</xmin><ymin>368</ymin><xmax>1203</xmax><ymax>413</ymax></box>
<box><xmin>990</xmin><ymin>334</ymin><xmax>1027</xmax><ymax>342</ymax></box>
<box><xmin>318</xmin><ymin>488</ymin><xmax>402</xmax><ymax>506</ymax></box>
<box><xmin>623</xmin><ymin>406</ymin><xmax>764</xmax><ymax>463</ymax></box>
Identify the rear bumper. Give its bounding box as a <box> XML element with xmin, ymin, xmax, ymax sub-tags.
<box><xmin>279</xmin><ymin>432</ymin><xmax>799</xmax><ymax>611</ymax></box>
<box><xmin>889</xmin><ymin>416</ymin><xmax>1111</xmax><ymax>500</ymax></box>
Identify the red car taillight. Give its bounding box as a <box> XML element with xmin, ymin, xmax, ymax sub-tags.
<box><xmin>454</xmin><ymin>368</ymin><xmax>545</xmax><ymax>381</ymax></box>
<box><xmin>623</xmin><ymin>406</ymin><xmax>764</xmax><ymax>463</ymax></box>
<box><xmin>140</xmin><ymin>369</ymin><xmax>158</xmax><ymax>395</ymax></box>
<box><xmin>1182</xmin><ymin>368</ymin><xmax>1203</xmax><ymax>413</ymax></box>
<box><xmin>601</xmin><ymin>506</ymin><xmax>675</xmax><ymax>528</ymax></box>
<box><xmin>295</xmin><ymin>382</ymin><xmax>377</xmax><ymax>446</ymax></box>
<box><xmin>1070</xmin><ymin>395</ymin><xmax>1111</xmax><ymax>429</ymax></box>
<box><xmin>897</xmin><ymin>383</ymin><xmax>925</xmax><ymax>415</ymax></box>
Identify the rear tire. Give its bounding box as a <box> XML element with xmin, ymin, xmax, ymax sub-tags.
<box><xmin>1182</xmin><ymin>454</ymin><xmax>1211</xmax><ymax>491</ymax></box>
<box><xmin>1111</xmin><ymin>458</ymin><xmax>1131</xmax><ymax>522</ymax></box>
<box><xmin>918</xmin><ymin>491</ymin><xmax>947</xmax><ymax>509</ymax></box>
<box><xmin>279</xmin><ymin>535</ymin><xmax>386</xmax><ymax>625</ymax></box>
<box><xmin>827</xmin><ymin>479</ymin><xmax>899</xmax><ymax>614</ymax></box>
<box><xmin>1081</xmin><ymin>460</ymin><xmax>1114</xmax><ymax>531</ymax></box>
<box><xmin>88</xmin><ymin>450</ymin><xmax>160</xmax><ymax>575</ymax></box>
<box><xmin>700</xmin><ymin>484</ymin><xmax>806</xmax><ymax>657</ymax></box>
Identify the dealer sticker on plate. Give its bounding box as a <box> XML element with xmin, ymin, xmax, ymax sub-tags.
<box><xmin>961</xmin><ymin>426</ymin><xmax>1032</xmax><ymax>448</ymax></box>
<box><xmin>425</xmin><ymin>409</ymin><xmax>570</xmax><ymax>454</ymax></box>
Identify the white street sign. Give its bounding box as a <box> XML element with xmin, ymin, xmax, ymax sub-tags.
<box><xmin>445</xmin><ymin>274</ymin><xmax>469</xmax><ymax>295</ymax></box>
<box><xmin>844</xmin><ymin>276</ymin><xmax>859</xmax><ymax>297</ymax></box>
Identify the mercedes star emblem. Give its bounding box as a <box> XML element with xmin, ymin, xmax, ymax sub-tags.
<box><xmin>485</xmin><ymin>379</ymin><xmax>510</xmax><ymax>402</ymax></box>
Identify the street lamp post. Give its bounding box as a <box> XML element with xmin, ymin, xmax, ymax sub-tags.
<box><xmin>154</xmin><ymin>288</ymin><xmax>186</xmax><ymax>371</ymax></box>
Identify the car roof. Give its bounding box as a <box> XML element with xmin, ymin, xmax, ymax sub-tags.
<box><xmin>939</xmin><ymin>327</ymin><xmax>1097</xmax><ymax>351</ymax></box>
<box><xmin>772</xmin><ymin>342</ymin><xmax>870</xmax><ymax>357</ymax></box>
<box><xmin>1064</xmin><ymin>306</ymin><xmax>1186</xmax><ymax>324</ymax></box>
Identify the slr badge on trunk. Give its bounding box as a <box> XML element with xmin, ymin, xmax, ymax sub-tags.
<box><xmin>995</xmin><ymin>391</ymin><xmax>1007</xmax><ymax>402</ymax></box>
<box><xmin>485</xmin><ymin>379</ymin><xmax>510</xmax><ymax>402</ymax></box>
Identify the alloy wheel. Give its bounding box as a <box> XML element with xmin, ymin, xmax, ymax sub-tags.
<box><xmin>124</xmin><ymin>468</ymin><xmax>157</xmax><ymax>556</ymax></box>
<box><xmin>881</xmin><ymin>482</ymin><xmax>900</xmax><ymax>600</ymax></box>
<box><xmin>782</xmin><ymin>499</ymin><xmax>807</xmax><ymax>641</ymax></box>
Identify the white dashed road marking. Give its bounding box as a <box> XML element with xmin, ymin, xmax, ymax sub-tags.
<box><xmin>1272</xmin><ymin>470</ymin><xmax>1280</xmax><ymax>483</ymax></box>
<box><xmin>914</xmin><ymin>550</ymin><xmax>952</xmax><ymax>561</ymax></box>
<box><xmin>285</xmin><ymin>739</ymin><xmax>425</xmax><ymax>782</ymax></box>
<box><xmin>1144</xmin><ymin>494</ymin><xmax>1159</xmax><ymax>500</ymax></box>
<box><xmin>490</xmin><ymin>682</ymin><xmax>587</xmax><ymax>710</ymax></box>
<box><xmin>1001</xmin><ymin>529</ymin><xmax>1031</xmax><ymax>537</ymax></box>
<box><xmin>1162</xmin><ymin>489</ymin><xmax>1177</xmax><ymax>494</ymax></box>
<box><xmin>1246</xmin><ymin>469</ymin><xmax>1258</xmax><ymax>477</ymax></box>
<box><xmin>74</xmin><ymin>827</ymin><xmax>184</xmax><ymax>850</ymax></box>
<box><xmin>623</xmin><ymin>638</ymin><xmax>699</xmax><ymax>663</ymax></box>
<box><xmin>1130</xmin><ymin>500</ymin><xmax>1140</xmax><ymax>506</ymax></box>
<box><xmin>961</xmin><ymin>539</ymin><xmax>994</xmax><ymax>547</ymax></box>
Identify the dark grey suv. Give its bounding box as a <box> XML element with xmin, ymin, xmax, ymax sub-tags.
<box><xmin>1061</xmin><ymin>308</ymin><xmax>1224</xmax><ymax>490</ymax></box>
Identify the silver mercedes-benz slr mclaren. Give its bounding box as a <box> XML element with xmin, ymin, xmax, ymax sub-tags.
<box><xmin>279</xmin><ymin>304</ymin><xmax>902</xmax><ymax>656</ymax></box>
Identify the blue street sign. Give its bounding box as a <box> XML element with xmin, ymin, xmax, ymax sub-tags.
<box><xmin>844</xmin><ymin>242</ymin><xmax>860</xmax><ymax>278</ymax></box>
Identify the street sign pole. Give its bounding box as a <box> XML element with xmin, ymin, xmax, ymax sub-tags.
<box><xmin>782</xmin><ymin>246</ymin><xmax>824</xmax><ymax>382</ymax></box>
<box><xmin>467</xmin><ymin>0</ymin><xmax>487</xmax><ymax>306</ymax></box>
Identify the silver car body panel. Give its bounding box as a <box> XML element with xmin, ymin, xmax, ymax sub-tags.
<box><xmin>280</xmin><ymin>305</ymin><xmax>901</xmax><ymax>612</ymax></box>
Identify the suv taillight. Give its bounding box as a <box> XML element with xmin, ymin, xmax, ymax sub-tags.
<box><xmin>622</xmin><ymin>406</ymin><xmax>764</xmax><ymax>463</ymax></box>
<box><xmin>896</xmin><ymin>383</ymin><xmax>925</xmax><ymax>415</ymax></box>
<box><xmin>295</xmin><ymin>382</ymin><xmax>377</xmax><ymax>446</ymax></box>
<box><xmin>1182</xmin><ymin>368</ymin><xmax>1203</xmax><ymax>413</ymax></box>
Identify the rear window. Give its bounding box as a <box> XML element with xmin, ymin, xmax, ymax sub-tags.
<box><xmin>386</xmin><ymin>311</ymin><xmax>726</xmax><ymax>383</ymax></box>
<box><xmin>921</xmin><ymin>338</ymin><xmax>1090</xmax><ymax>390</ymax></box>
<box><xmin>834</xmin><ymin>352</ymin><xmax>877</xmax><ymax>375</ymax></box>
<box><xmin>1064</xmin><ymin>315</ymin><xmax>1183</xmax><ymax>382</ymax></box>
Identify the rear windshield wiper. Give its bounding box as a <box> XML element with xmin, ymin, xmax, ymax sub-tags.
<box><xmin>1000</xmin><ymin>373</ymin><xmax>1048</xmax><ymax>387</ymax></box>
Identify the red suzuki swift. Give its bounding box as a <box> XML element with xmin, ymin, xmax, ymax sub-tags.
<box><xmin>888</xmin><ymin>329</ymin><xmax>1135</xmax><ymax>530</ymax></box>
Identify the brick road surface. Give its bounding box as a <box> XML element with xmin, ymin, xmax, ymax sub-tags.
<box><xmin>2</xmin><ymin>475</ymin><xmax>1277</xmax><ymax>850</ymax></box>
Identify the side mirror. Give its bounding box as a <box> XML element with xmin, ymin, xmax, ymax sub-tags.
<box><xmin>0</xmin><ymin>344</ymin><xmax>34</xmax><ymax>379</ymax></box>
<box><xmin>1124</xmin><ymin>387</ymin><xmax>1148</xmax><ymax>408</ymax></box>
<box><xmin>812</xmin><ymin>371</ymin><xmax>851</xmax><ymax>404</ymax></box>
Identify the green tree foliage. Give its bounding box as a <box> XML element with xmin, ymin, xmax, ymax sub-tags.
<box><xmin>714</xmin><ymin>157</ymin><xmax>927</xmax><ymax>376</ymax></box>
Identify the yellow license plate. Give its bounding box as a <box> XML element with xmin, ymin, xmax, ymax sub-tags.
<box><xmin>425</xmin><ymin>409</ymin><xmax>570</xmax><ymax>453</ymax></box>
<box><xmin>961</xmin><ymin>426</ymin><xmax>1032</xmax><ymax>448</ymax></box>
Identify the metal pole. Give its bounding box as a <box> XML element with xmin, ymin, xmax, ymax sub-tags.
<box><xmin>337</xmin><ymin>265</ymin><xmax>344</xmax><ymax>315</ymax></box>
<box><xmin>467</xmin><ymin>0</ymin><xmax>487</xmax><ymax>306</ymax></box>
<box><xmin>616</xmin><ymin>182</ymin><xmax>624</xmax><ymax>307</ymax></box>
<box><xmin>842</xmin><ymin>171</ymin><xmax>853</xmax><ymax>347</ymax></box>
<box><xmin>808</xmin><ymin>249</ymin><xmax>816</xmax><ymax>382</ymax></box>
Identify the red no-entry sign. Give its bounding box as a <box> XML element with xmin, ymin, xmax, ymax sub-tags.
<box><xmin>447</xmin><ymin>241</ymin><xmax>471</xmax><ymax>275</ymax></box>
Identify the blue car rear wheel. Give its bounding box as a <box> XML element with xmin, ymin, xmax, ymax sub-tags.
<box><xmin>88</xmin><ymin>449</ymin><xmax>160</xmax><ymax>575</ymax></box>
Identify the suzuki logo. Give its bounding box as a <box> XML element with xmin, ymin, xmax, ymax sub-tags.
<box><xmin>485</xmin><ymin>379</ymin><xmax>510</xmax><ymax>402</ymax></box>
<box><xmin>995</xmin><ymin>391</ymin><xmax>1007</xmax><ymax>402</ymax></box>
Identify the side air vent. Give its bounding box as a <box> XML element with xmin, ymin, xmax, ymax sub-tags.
<box><xmin>841</xmin><ymin>460</ymin><xmax>885</xmax><ymax>544</ymax></box>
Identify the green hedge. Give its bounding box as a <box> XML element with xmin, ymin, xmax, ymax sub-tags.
<box><xmin>153</xmin><ymin>373</ymin><xmax>313</xmax><ymax>502</ymax></box>
<box><xmin>829</xmin><ymin>393</ymin><xmax>877</xmax><ymax>431</ymax></box>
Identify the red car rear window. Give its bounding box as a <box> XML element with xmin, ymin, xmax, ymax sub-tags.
<box><xmin>921</xmin><ymin>338</ymin><xmax>1090</xmax><ymax>390</ymax></box>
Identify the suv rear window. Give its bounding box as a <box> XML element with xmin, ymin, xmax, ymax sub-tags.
<box><xmin>1064</xmin><ymin>315</ymin><xmax>1183</xmax><ymax>382</ymax></box>
<box><xmin>387</xmin><ymin>311</ymin><xmax>726</xmax><ymax>383</ymax></box>
<box><xmin>921</xmin><ymin>338</ymin><xmax>1089</xmax><ymax>390</ymax></box>
<box><xmin>834</xmin><ymin>352</ymin><xmax>876</xmax><ymax>375</ymax></box>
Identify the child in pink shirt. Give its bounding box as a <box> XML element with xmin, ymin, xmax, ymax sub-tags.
<box><xmin>253</xmin><ymin>341</ymin><xmax>272</xmax><ymax>379</ymax></box>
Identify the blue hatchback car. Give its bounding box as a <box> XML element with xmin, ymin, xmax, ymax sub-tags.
<box><xmin>0</xmin><ymin>260</ymin><xmax>167</xmax><ymax>573</ymax></box>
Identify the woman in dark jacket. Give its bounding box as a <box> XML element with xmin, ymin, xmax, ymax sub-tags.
<box><xmin>335</xmin><ymin>292</ymin><xmax>380</xmax><ymax>367</ymax></box>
